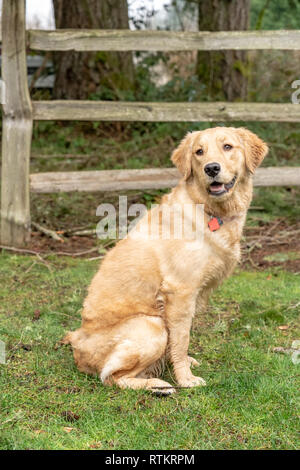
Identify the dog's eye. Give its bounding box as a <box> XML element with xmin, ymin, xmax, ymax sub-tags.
<box><xmin>224</xmin><ymin>144</ymin><xmax>233</xmax><ymax>151</ymax></box>
<box><xmin>196</xmin><ymin>148</ymin><xmax>203</xmax><ymax>156</ymax></box>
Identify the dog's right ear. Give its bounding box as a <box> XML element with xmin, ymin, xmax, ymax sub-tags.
<box><xmin>171</xmin><ymin>133</ymin><xmax>194</xmax><ymax>180</ymax></box>
<box><xmin>237</xmin><ymin>128</ymin><xmax>268</xmax><ymax>174</ymax></box>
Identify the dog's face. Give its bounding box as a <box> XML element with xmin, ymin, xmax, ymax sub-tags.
<box><xmin>171</xmin><ymin>127</ymin><xmax>268</xmax><ymax>201</ymax></box>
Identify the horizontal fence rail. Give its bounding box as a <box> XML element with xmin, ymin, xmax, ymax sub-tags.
<box><xmin>28</xmin><ymin>29</ymin><xmax>300</xmax><ymax>51</ymax></box>
<box><xmin>32</xmin><ymin>101</ymin><xmax>300</xmax><ymax>122</ymax></box>
<box><xmin>30</xmin><ymin>167</ymin><xmax>300</xmax><ymax>193</ymax></box>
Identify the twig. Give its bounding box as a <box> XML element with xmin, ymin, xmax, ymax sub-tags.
<box><xmin>60</xmin><ymin>224</ymin><xmax>94</xmax><ymax>235</ymax></box>
<box><xmin>273</xmin><ymin>347</ymin><xmax>300</xmax><ymax>355</ymax></box>
<box><xmin>243</xmin><ymin>219</ymin><xmax>291</xmax><ymax>255</ymax></box>
<box><xmin>53</xmin><ymin>247</ymin><xmax>100</xmax><ymax>257</ymax></box>
<box><xmin>71</xmin><ymin>229</ymin><xmax>96</xmax><ymax>236</ymax></box>
<box><xmin>0</xmin><ymin>245</ymin><xmax>42</xmax><ymax>256</ymax></box>
<box><xmin>32</xmin><ymin>221</ymin><xmax>64</xmax><ymax>242</ymax></box>
<box><xmin>244</xmin><ymin>240</ymin><xmax>262</xmax><ymax>253</ymax></box>
<box><xmin>36</xmin><ymin>253</ymin><xmax>53</xmax><ymax>272</ymax></box>
<box><xmin>246</xmin><ymin>254</ymin><xmax>259</xmax><ymax>268</ymax></box>
<box><xmin>265</xmin><ymin>241</ymin><xmax>290</xmax><ymax>246</ymax></box>
<box><xmin>102</xmin><ymin>240</ymin><xmax>116</xmax><ymax>249</ymax></box>
<box><xmin>0</xmin><ymin>245</ymin><xmax>99</xmax><ymax>258</ymax></box>
<box><xmin>29</xmin><ymin>52</ymin><xmax>51</xmax><ymax>93</ymax></box>
<box><xmin>24</xmin><ymin>260</ymin><xmax>38</xmax><ymax>274</ymax></box>
<box><xmin>246</xmin><ymin>229</ymin><xmax>300</xmax><ymax>241</ymax></box>
<box><xmin>287</xmin><ymin>301</ymin><xmax>300</xmax><ymax>310</ymax></box>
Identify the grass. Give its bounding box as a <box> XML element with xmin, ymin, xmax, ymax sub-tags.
<box><xmin>0</xmin><ymin>254</ymin><xmax>299</xmax><ymax>450</ymax></box>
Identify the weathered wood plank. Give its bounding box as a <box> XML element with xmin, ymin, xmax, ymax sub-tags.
<box><xmin>30</xmin><ymin>168</ymin><xmax>180</xmax><ymax>193</ymax></box>
<box><xmin>28</xmin><ymin>29</ymin><xmax>300</xmax><ymax>51</ymax></box>
<box><xmin>1</xmin><ymin>0</ymin><xmax>32</xmax><ymax>246</ymax></box>
<box><xmin>29</xmin><ymin>167</ymin><xmax>300</xmax><ymax>193</ymax></box>
<box><xmin>253</xmin><ymin>166</ymin><xmax>300</xmax><ymax>186</ymax></box>
<box><xmin>32</xmin><ymin>101</ymin><xmax>300</xmax><ymax>122</ymax></box>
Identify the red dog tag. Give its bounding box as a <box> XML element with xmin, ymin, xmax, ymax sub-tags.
<box><xmin>208</xmin><ymin>216</ymin><xmax>223</xmax><ymax>232</ymax></box>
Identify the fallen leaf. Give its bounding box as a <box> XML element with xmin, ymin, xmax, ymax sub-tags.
<box><xmin>34</xmin><ymin>430</ymin><xmax>46</xmax><ymax>435</ymax></box>
<box><xmin>32</xmin><ymin>309</ymin><xmax>41</xmax><ymax>322</ymax></box>
<box><xmin>89</xmin><ymin>442</ymin><xmax>102</xmax><ymax>449</ymax></box>
<box><xmin>266</xmin><ymin>275</ymin><xmax>272</xmax><ymax>280</ymax></box>
<box><xmin>278</xmin><ymin>325</ymin><xmax>289</xmax><ymax>330</ymax></box>
<box><xmin>63</xmin><ymin>427</ymin><xmax>74</xmax><ymax>433</ymax></box>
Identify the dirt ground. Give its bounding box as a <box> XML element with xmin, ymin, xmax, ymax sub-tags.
<box><xmin>5</xmin><ymin>218</ymin><xmax>299</xmax><ymax>273</ymax></box>
<box><xmin>242</xmin><ymin>220</ymin><xmax>300</xmax><ymax>272</ymax></box>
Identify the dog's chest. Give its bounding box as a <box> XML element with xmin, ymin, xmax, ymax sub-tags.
<box><xmin>179</xmin><ymin>222</ymin><xmax>242</xmax><ymax>286</ymax></box>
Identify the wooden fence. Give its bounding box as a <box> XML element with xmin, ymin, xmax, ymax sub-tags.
<box><xmin>0</xmin><ymin>55</ymin><xmax>54</xmax><ymax>89</ymax></box>
<box><xmin>1</xmin><ymin>0</ymin><xmax>300</xmax><ymax>246</ymax></box>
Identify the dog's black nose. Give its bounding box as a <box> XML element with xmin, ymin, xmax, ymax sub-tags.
<box><xmin>204</xmin><ymin>162</ymin><xmax>221</xmax><ymax>177</ymax></box>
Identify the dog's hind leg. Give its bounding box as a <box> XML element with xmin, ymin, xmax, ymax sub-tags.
<box><xmin>100</xmin><ymin>315</ymin><xmax>175</xmax><ymax>394</ymax></box>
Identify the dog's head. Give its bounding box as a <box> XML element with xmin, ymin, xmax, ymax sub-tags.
<box><xmin>171</xmin><ymin>127</ymin><xmax>268</xmax><ymax>201</ymax></box>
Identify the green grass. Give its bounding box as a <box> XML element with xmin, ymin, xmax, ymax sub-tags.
<box><xmin>0</xmin><ymin>254</ymin><xmax>299</xmax><ymax>450</ymax></box>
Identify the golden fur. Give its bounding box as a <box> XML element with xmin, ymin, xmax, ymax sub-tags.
<box><xmin>64</xmin><ymin>127</ymin><xmax>268</xmax><ymax>394</ymax></box>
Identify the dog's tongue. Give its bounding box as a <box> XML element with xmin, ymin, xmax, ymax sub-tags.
<box><xmin>210</xmin><ymin>183</ymin><xmax>224</xmax><ymax>193</ymax></box>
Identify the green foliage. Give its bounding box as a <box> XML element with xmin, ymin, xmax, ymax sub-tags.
<box><xmin>251</xmin><ymin>0</ymin><xmax>300</xmax><ymax>30</ymax></box>
<box><xmin>89</xmin><ymin>51</ymin><xmax>207</xmax><ymax>104</ymax></box>
<box><xmin>252</xmin><ymin>186</ymin><xmax>299</xmax><ymax>222</ymax></box>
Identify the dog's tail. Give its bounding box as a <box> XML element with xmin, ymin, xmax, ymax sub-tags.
<box><xmin>100</xmin><ymin>353</ymin><xmax>138</xmax><ymax>384</ymax></box>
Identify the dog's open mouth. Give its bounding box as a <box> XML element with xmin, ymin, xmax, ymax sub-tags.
<box><xmin>208</xmin><ymin>176</ymin><xmax>237</xmax><ymax>196</ymax></box>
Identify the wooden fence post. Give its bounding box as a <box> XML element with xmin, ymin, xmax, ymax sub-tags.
<box><xmin>1</xmin><ymin>0</ymin><xmax>32</xmax><ymax>246</ymax></box>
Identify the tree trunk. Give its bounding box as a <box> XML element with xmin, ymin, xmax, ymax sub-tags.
<box><xmin>197</xmin><ymin>0</ymin><xmax>250</xmax><ymax>101</ymax></box>
<box><xmin>53</xmin><ymin>0</ymin><xmax>135</xmax><ymax>99</ymax></box>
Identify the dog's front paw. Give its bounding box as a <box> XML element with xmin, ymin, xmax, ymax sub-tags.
<box><xmin>188</xmin><ymin>356</ymin><xmax>200</xmax><ymax>367</ymax></box>
<box><xmin>178</xmin><ymin>375</ymin><xmax>206</xmax><ymax>388</ymax></box>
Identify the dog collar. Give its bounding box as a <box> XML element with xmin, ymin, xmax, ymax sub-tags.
<box><xmin>208</xmin><ymin>216</ymin><xmax>223</xmax><ymax>232</ymax></box>
<box><xmin>207</xmin><ymin>211</ymin><xmax>244</xmax><ymax>232</ymax></box>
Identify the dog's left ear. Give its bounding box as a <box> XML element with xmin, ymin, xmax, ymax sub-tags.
<box><xmin>237</xmin><ymin>128</ymin><xmax>269</xmax><ymax>174</ymax></box>
<box><xmin>171</xmin><ymin>132</ymin><xmax>194</xmax><ymax>180</ymax></box>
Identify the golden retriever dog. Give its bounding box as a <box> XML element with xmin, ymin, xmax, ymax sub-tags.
<box><xmin>64</xmin><ymin>127</ymin><xmax>268</xmax><ymax>394</ymax></box>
